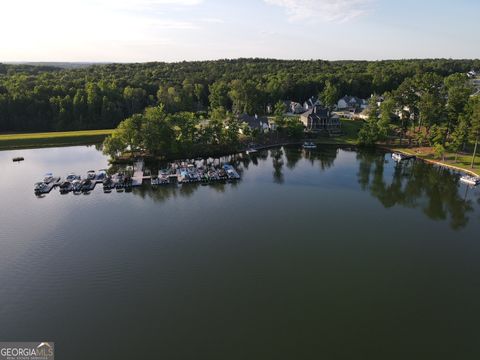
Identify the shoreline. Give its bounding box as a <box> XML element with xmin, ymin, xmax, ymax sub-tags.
<box><xmin>2</xmin><ymin>129</ymin><xmax>478</xmax><ymax>178</ymax></box>
<box><xmin>380</xmin><ymin>145</ymin><xmax>480</xmax><ymax>177</ymax></box>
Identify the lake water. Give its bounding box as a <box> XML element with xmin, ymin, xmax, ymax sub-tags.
<box><xmin>1</xmin><ymin>145</ymin><xmax>480</xmax><ymax>360</ymax></box>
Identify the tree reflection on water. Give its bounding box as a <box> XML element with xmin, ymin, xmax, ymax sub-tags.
<box><xmin>356</xmin><ymin>150</ymin><xmax>474</xmax><ymax>230</ymax></box>
<box><xmin>123</xmin><ymin>146</ymin><xmax>475</xmax><ymax>229</ymax></box>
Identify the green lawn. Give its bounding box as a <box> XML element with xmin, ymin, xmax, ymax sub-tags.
<box><xmin>393</xmin><ymin>147</ymin><xmax>480</xmax><ymax>176</ymax></box>
<box><xmin>312</xmin><ymin>118</ymin><xmax>362</xmax><ymax>145</ymax></box>
<box><xmin>0</xmin><ymin>129</ymin><xmax>114</xmax><ymax>150</ymax></box>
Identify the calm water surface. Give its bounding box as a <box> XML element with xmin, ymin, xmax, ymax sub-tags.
<box><xmin>1</xmin><ymin>145</ymin><xmax>480</xmax><ymax>359</ymax></box>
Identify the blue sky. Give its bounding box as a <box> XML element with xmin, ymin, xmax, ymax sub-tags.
<box><xmin>1</xmin><ymin>0</ymin><xmax>479</xmax><ymax>62</ymax></box>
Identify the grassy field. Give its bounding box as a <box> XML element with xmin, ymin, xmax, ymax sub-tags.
<box><xmin>392</xmin><ymin>146</ymin><xmax>480</xmax><ymax>176</ymax></box>
<box><xmin>313</xmin><ymin>118</ymin><xmax>362</xmax><ymax>145</ymax></box>
<box><xmin>0</xmin><ymin>129</ymin><xmax>114</xmax><ymax>150</ymax></box>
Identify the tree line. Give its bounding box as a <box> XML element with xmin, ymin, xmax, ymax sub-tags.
<box><xmin>1</xmin><ymin>58</ymin><xmax>479</xmax><ymax>132</ymax></box>
<box><xmin>357</xmin><ymin>72</ymin><xmax>480</xmax><ymax>167</ymax></box>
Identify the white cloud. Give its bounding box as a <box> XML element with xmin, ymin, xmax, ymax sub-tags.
<box><xmin>263</xmin><ymin>0</ymin><xmax>373</xmax><ymax>22</ymax></box>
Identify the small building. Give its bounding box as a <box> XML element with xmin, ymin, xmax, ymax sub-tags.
<box><xmin>299</xmin><ymin>105</ymin><xmax>341</xmax><ymax>133</ymax></box>
<box><xmin>238</xmin><ymin>114</ymin><xmax>270</xmax><ymax>133</ymax></box>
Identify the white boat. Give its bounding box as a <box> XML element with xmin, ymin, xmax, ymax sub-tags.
<box><xmin>43</xmin><ymin>173</ymin><xmax>54</xmax><ymax>183</ymax></box>
<box><xmin>392</xmin><ymin>152</ymin><xmax>415</xmax><ymax>162</ymax></box>
<box><xmin>246</xmin><ymin>148</ymin><xmax>258</xmax><ymax>154</ymax></box>
<box><xmin>223</xmin><ymin>164</ymin><xmax>240</xmax><ymax>180</ymax></box>
<box><xmin>66</xmin><ymin>173</ymin><xmax>80</xmax><ymax>182</ymax></box>
<box><xmin>34</xmin><ymin>182</ymin><xmax>46</xmax><ymax>192</ymax></box>
<box><xmin>87</xmin><ymin>170</ymin><xmax>96</xmax><ymax>180</ymax></box>
<box><xmin>303</xmin><ymin>142</ymin><xmax>317</xmax><ymax>149</ymax></box>
<box><xmin>460</xmin><ymin>175</ymin><xmax>480</xmax><ymax>186</ymax></box>
<box><xmin>391</xmin><ymin>153</ymin><xmax>403</xmax><ymax>161</ymax></box>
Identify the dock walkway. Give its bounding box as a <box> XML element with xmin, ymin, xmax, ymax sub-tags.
<box><xmin>132</xmin><ymin>160</ymin><xmax>145</xmax><ymax>187</ymax></box>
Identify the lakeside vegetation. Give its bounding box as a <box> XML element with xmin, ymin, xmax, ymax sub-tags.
<box><xmin>1</xmin><ymin>59</ymin><xmax>479</xmax><ymax>132</ymax></box>
<box><xmin>357</xmin><ymin>72</ymin><xmax>480</xmax><ymax>172</ymax></box>
<box><xmin>1</xmin><ymin>59</ymin><xmax>479</xmax><ymax>174</ymax></box>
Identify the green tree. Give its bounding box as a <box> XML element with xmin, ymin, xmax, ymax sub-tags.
<box><xmin>448</xmin><ymin>115</ymin><xmax>469</xmax><ymax>162</ymax></box>
<box><xmin>358</xmin><ymin>100</ymin><xmax>386</xmax><ymax>146</ymax></box>
<box><xmin>210</xmin><ymin>106</ymin><xmax>227</xmax><ymax>121</ymax></box>
<box><xmin>444</xmin><ymin>73</ymin><xmax>472</xmax><ymax>136</ymax></box>
<box><xmin>434</xmin><ymin>143</ymin><xmax>446</xmax><ymax>161</ymax></box>
<box><xmin>142</xmin><ymin>105</ymin><xmax>175</xmax><ymax>156</ymax></box>
<box><xmin>320</xmin><ymin>80</ymin><xmax>339</xmax><ymax>109</ymax></box>
<box><xmin>273</xmin><ymin>100</ymin><xmax>286</xmax><ymax>117</ymax></box>
<box><xmin>224</xmin><ymin>118</ymin><xmax>241</xmax><ymax>145</ymax></box>
<box><xmin>208</xmin><ymin>81</ymin><xmax>230</xmax><ymax>109</ymax></box>
<box><xmin>468</xmin><ymin>96</ymin><xmax>480</xmax><ymax>168</ymax></box>
<box><xmin>283</xmin><ymin>118</ymin><xmax>304</xmax><ymax>139</ymax></box>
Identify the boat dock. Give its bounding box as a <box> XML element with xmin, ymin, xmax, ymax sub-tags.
<box><xmin>132</xmin><ymin>160</ymin><xmax>146</xmax><ymax>187</ymax></box>
<box><xmin>35</xmin><ymin>177</ymin><xmax>61</xmax><ymax>194</ymax></box>
<box><xmin>34</xmin><ymin>160</ymin><xmax>240</xmax><ymax>196</ymax></box>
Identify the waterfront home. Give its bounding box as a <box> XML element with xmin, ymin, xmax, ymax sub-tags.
<box><xmin>337</xmin><ymin>95</ymin><xmax>368</xmax><ymax>111</ymax></box>
<box><xmin>238</xmin><ymin>114</ymin><xmax>270</xmax><ymax>133</ymax></box>
<box><xmin>284</xmin><ymin>101</ymin><xmax>305</xmax><ymax>114</ymax></box>
<box><xmin>299</xmin><ymin>105</ymin><xmax>341</xmax><ymax>133</ymax></box>
<box><xmin>303</xmin><ymin>97</ymin><xmax>322</xmax><ymax>111</ymax></box>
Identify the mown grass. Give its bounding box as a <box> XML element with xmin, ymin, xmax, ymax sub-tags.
<box><xmin>0</xmin><ymin>129</ymin><xmax>114</xmax><ymax>150</ymax></box>
<box><xmin>312</xmin><ymin>118</ymin><xmax>362</xmax><ymax>145</ymax></box>
<box><xmin>392</xmin><ymin>147</ymin><xmax>480</xmax><ymax>176</ymax></box>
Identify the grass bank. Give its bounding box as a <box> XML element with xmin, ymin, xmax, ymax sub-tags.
<box><xmin>0</xmin><ymin>129</ymin><xmax>114</xmax><ymax>150</ymax></box>
<box><xmin>389</xmin><ymin>146</ymin><xmax>480</xmax><ymax>177</ymax></box>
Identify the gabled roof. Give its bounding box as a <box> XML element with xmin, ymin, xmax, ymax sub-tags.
<box><xmin>301</xmin><ymin>105</ymin><xmax>328</xmax><ymax>119</ymax></box>
<box><xmin>339</xmin><ymin>95</ymin><xmax>366</xmax><ymax>106</ymax></box>
<box><xmin>238</xmin><ymin>114</ymin><xmax>269</xmax><ymax>129</ymax></box>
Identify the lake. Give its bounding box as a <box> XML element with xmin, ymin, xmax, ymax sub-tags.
<box><xmin>1</xmin><ymin>145</ymin><xmax>480</xmax><ymax>360</ymax></box>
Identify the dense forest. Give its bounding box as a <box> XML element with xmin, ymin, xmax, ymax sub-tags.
<box><xmin>1</xmin><ymin>58</ymin><xmax>479</xmax><ymax>132</ymax></box>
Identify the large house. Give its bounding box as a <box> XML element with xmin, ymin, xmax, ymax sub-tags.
<box><xmin>299</xmin><ymin>105</ymin><xmax>341</xmax><ymax>133</ymax></box>
<box><xmin>303</xmin><ymin>97</ymin><xmax>322</xmax><ymax>111</ymax></box>
<box><xmin>337</xmin><ymin>95</ymin><xmax>368</xmax><ymax>111</ymax></box>
<box><xmin>284</xmin><ymin>101</ymin><xmax>305</xmax><ymax>114</ymax></box>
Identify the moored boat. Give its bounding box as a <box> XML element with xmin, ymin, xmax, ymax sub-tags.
<box><xmin>460</xmin><ymin>175</ymin><xmax>480</xmax><ymax>186</ymax></box>
<box><xmin>392</xmin><ymin>152</ymin><xmax>415</xmax><ymax>162</ymax></box>
<box><xmin>303</xmin><ymin>142</ymin><xmax>317</xmax><ymax>149</ymax></box>
<box><xmin>72</xmin><ymin>180</ymin><xmax>82</xmax><ymax>194</ymax></box>
<box><xmin>43</xmin><ymin>173</ymin><xmax>54</xmax><ymax>184</ymax></box>
<box><xmin>87</xmin><ymin>170</ymin><xmax>96</xmax><ymax>180</ymax></box>
<box><xmin>59</xmin><ymin>180</ymin><xmax>73</xmax><ymax>194</ymax></box>
<box><xmin>34</xmin><ymin>182</ymin><xmax>46</xmax><ymax>194</ymax></box>
<box><xmin>66</xmin><ymin>173</ymin><xmax>80</xmax><ymax>182</ymax></box>
<box><xmin>223</xmin><ymin>164</ymin><xmax>240</xmax><ymax>180</ymax></box>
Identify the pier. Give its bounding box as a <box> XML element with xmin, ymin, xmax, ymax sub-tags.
<box><xmin>34</xmin><ymin>159</ymin><xmax>240</xmax><ymax>196</ymax></box>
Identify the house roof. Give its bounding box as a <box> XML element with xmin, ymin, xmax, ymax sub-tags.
<box><xmin>339</xmin><ymin>95</ymin><xmax>367</xmax><ymax>106</ymax></box>
<box><xmin>301</xmin><ymin>105</ymin><xmax>329</xmax><ymax>119</ymax></box>
<box><xmin>238</xmin><ymin>114</ymin><xmax>269</xmax><ymax>129</ymax></box>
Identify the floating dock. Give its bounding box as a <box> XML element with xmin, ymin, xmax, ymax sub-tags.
<box><xmin>132</xmin><ymin>160</ymin><xmax>145</xmax><ymax>187</ymax></box>
<box><xmin>34</xmin><ymin>160</ymin><xmax>240</xmax><ymax>196</ymax></box>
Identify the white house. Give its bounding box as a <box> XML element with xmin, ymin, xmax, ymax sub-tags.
<box><xmin>337</xmin><ymin>95</ymin><xmax>368</xmax><ymax>111</ymax></box>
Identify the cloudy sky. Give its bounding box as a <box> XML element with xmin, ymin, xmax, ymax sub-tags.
<box><xmin>1</xmin><ymin>0</ymin><xmax>479</xmax><ymax>62</ymax></box>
